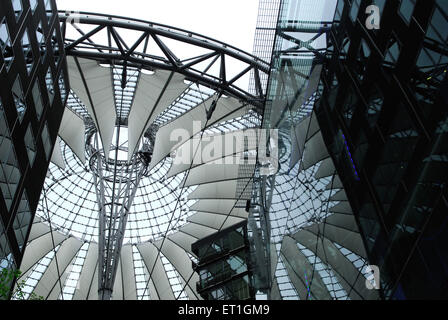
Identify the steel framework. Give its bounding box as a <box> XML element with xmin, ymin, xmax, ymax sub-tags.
<box><xmin>59</xmin><ymin>11</ymin><xmax>270</xmax><ymax>107</ymax></box>
<box><xmin>57</xmin><ymin>11</ymin><xmax>271</xmax><ymax>300</ymax></box>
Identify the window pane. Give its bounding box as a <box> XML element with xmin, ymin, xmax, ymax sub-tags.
<box><xmin>13</xmin><ymin>192</ymin><xmax>32</xmax><ymax>250</ymax></box>
<box><xmin>12</xmin><ymin>76</ymin><xmax>27</xmax><ymax>122</ymax></box>
<box><xmin>32</xmin><ymin>81</ymin><xmax>44</xmax><ymax>120</ymax></box>
<box><xmin>41</xmin><ymin>122</ymin><xmax>52</xmax><ymax>160</ymax></box>
<box><xmin>22</xmin><ymin>28</ymin><xmax>34</xmax><ymax>75</ymax></box>
<box><xmin>0</xmin><ymin>18</ymin><xmax>14</xmax><ymax>70</ymax></box>
<box><xmin>399</xmin><ymin>0</ymin><xmax>416</xmax><ymax>24</ymax></box>
<box><xmin>0</xmin><ymin>136</ymin><xmax>20</xmax><ymax>211</ymax></box>
<box><xmin>12</xmin><ymin>0</ymin><xmax>23</xmax><ymax>21</ymax></box>
<box><xmin>350</xmin><ymin>0</ymin><xmax>361</xmax><ymax>22</ymax></box>
<box><xmin>24</xmin><ymin>124</ymin><xmax>36</xmax><ymax>167</ymax></box>
<box><xmin>30</xmin><ymin>0</ymin><xmax>38</xmax><ymax>12</ymax></box>
<box><xmin>46</xmin><ymin>67</ymin><xmax>54</xmax><ymax>105</ymax></box>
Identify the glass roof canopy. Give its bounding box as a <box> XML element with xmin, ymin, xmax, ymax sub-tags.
<box><xmin>16</xmin><ymin>11</ymin><xmax>268</xmax><ymax>300</ymax></box>
<box><xmin>14</xmin><ymin>2</ymin><xmax>382</xmax><ymax>301</ymax></box>
<box><xmin>36</xmin><ymin>10</ymin><xmax>268</xmax><ymax>245</ymax></box>
<box><xmin>41</xmin><ymin>140</ymin><xmax>197</xmax><ymax>244</ymax></box>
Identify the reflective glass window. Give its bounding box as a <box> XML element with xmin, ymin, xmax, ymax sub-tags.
<box><xmin>12</xmin><ymin>76</ymin><xmax>27</xmax><ymax>123</ymax></box>
<box><xmin>21</xmin><ymin>28</ymin><xmax>34</xmax><ymax>75</ymax></box>
<box><xmin>24</xmin><ymin>124</ymin><xmax>36</xmax><ymax>167</ymax></box>
<box><xmin>13</xmin><ymin>192</ymin><xmax>32</xmax><ymax>250</ymax></box>
<box><xmin>45</xmin><ymin>67</ymin><xmax>54</xmax><ymax>105</ymax></box>
<box><xmin>350</xmin><ymin>0</ymin><xmax>361</xmax><ymax>22</ymax></box>
<box><xmin>399</xmin><ymin>0</ymin><xmax>416</xmax><ymax>24</ymax></box>
<box><xmin>12</xmin><ymin>0</ymin><xmax>23</xmax><ymax>21</ymax></box>
<box><xmin>41</xmin><ymin>122</ymin><xmax>52</xmax><ymax>160</ymax></box>
<box><xmin>0</xmin><ymin>18</ymin><xmax>14</xmax><ymax>71</ymax></box>
<box><xmin>32</xmin><ymin>81</ymin><xmax>44</xmax><ymax>121</ymax></box>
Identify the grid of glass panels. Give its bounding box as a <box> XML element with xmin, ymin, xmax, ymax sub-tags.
<box><xmin>24</xmin><ymin>124</ymin><xmax>36</xmax><ymax>167</ymax></box>
<box><xmin>39</xmin><ymin>139</ymin><xmax>199</xmax><ymax>244</ymax></box>
<box><xmin>0</xmin><ymin>99</ymin><xmax>21</xmax><ymax>212</ymax></box>
<box><xmin>132</xmin><ymin>245</ymin><xmax>150</xmax><ymax>300</ymax></box>
<box><xmin>13</xmin><ymin>192</ymin><xmax>32</xmax><ymax>250</ymax></box>
<box><xmin>160</xmin><ymin>254</ymin><xmax>188</xmax><ymax>300</ymax></box>
<box><xmin>0</xmin><ymin>17</ymin><xmax>14</xmax><ymax>71</ymax></box>
<box><xmin>12</xmin><ymin>76</ymin><xmax>27</xmax><ymax>123</ymax></box>
<box><xmin>59</xmin><ymin>243</ymin><xmax>89</xmax><ymax>300</ymax></box>
<box><xmin>273</xmin><ymin>255</ymin><xmax>299</xmax><ymax>299</ymax></box>
<box><xmin>249</xmin><ymin>0</ymin><xmax>281</xmax><ymax>96</ymax></box>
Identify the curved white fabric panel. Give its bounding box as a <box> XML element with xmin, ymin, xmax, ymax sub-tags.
<box><xmin>27</xmin><ymin>221</ymin><xmax>51</xmax><ymax>242</ymax></box>
<box><xmin>47</xmin><ymin>268</ymin><xmax>71</xmax><ymax>300</ymax></box>
<box><xmin>302</xmin><ymin>131</ymin><xmax>329</xmax><ymax>170</ymax></box>
<box><xmin>326</xmin><ymin>175</ymin><xmax>343</xmax><ymax>190</ymax></box>
<box><xmin>167</xmin><ymin>129</ymin><xmax>258</xmax><ymax>178</ymax></box>
<box><xmin>181</xmin><ymin>160</ymin><xmax>254</xmax><ymax>188</ymax></box>
<box><xmin>136</xmin><ymin>242</ymin><xmax>174</xmax><ymax>300</ymax></box>
<box><xmin>67</xmin><ymin>56</ymin><xmax>116</xmax><ymax>157</ymax></box>
<box><xmin>289</xmin><ymin>117</ymin><xmax>309</xmax><ymax>169</ymax></box>
<box><xmin>179</xmin><ymin>223</ymin><xmax>217</xmax><ymax>240</ymax></box>
<box><xmin>120</xmin><ymin>245</ymin><xmax>137</xmax><ymax>300</ymax></box>
<box><xmin>315</xmin><ymin>157</ymin><xmax>335</xmax><ymax>179</ymax></box>
<box><xmin>330</xmin><ymin>190</ymin><xmax>348</xmax><ymax>202</ymax></box>
<box><xmin>73</xmin><ymin>243</ymin><xmax>98</xmax><ymax>300</ymax></box>
<box><xmin>281</xmin><ymin>236</ymin><xmax>331</xmax><ymax>300</ymax></box>
<box><xmin>270</xmin><ymin>243</ymin><xmax>279</xmax><ymax>281</ymax></box>
<box><xmin>270</xmin><ymin>278</ymin><xmax>282</xmax><ymax>300</ymax></box>
<box><xmin>33</xmin><ymin>237</ymin><xmax>83</xmax><ymax>299</ymax></box>
<box><xmin>20</xmin><ymin>230</ymin><xmax>68</xmax><ymax>274</ymax></box>
<box><xmin>167</xmin><ymin>232</ymin><xmax>198</xmax><ymax>256</ymax></box>
<box><xmin>112</xmin><ymin>259</ymin><xmax>124</xmax><ymax>300</ymax></box>
<box><xmin>325</xmin><ymin>212</ymin><xmax>360</xmax><ymax>233</ymax></box>
<box><xmin>127</xmin><ymin>71</ymin><xmax>188</xmax><ymax>160</ymax></box>
<box><xmin>51</xmin><ymin>137</ymin><xmax>65</xmax><ymax>170</ymax></box>
<box><xmin>329</xmin><ymin>201</ymin><xmax>352</xmax><ymax>214</ymax></box>
<box><xmin>58</xmin><ymin>107</ymin><xmax>86</xmax><ymax>164</ymax></box>
<box><xmin>270</xmin><ymin>97</ymin><xmax>287</xmax><ymax>127</ymax></box>
<box><xmin>188</xmin><ymin>179</ymin><xmax>251</xmax><ymax>200</ymax></box>
<box><xmin>292</xmin><ymin>229</ymin><xmax>378</xmax><ymax>300</ymax></box>
<box><xmin>189</xmin><ymin>199</ymin><xmax>248</xmax><ymax>218</ymax></box>
<box><xmin>146</xmin><ymin>273</ymin><xmax>159</xmax><ymax>301</ymax></box>
<box><xmin>154</xmin><ymin>238</ymin><xmax>200</xmax><ymax>300</ymax></box>
<box><xmin>150</xmin><ymin>96</ymin><xmax>247</xmax><ymax>170</ymax></box>
<box><xmin>294</xmin><ymin>64</ymin><xmax>323</xmax><ymax>113</ymax></box>
<box><xmin>87</xmin><ymin>264</ymin><xmax>99</xmax><ymax>300</ymax></box>
<box><xmin>304</xmin><ymin>219</ymin><xmax>366</xmax><ymax>258</ymax></box>
<box><xmin>187</xmin><ymin>212</ymin><xmax>245</xmax><ymax>231</ymax></box>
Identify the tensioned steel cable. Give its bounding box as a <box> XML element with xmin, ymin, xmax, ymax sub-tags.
<box><xmin>265</xmin><ymin>63</ymin><xmax>329</xmax><ymax>299</ymax></box>
<box><xmin>140</xmin><ymin>84</ymin><xmax>222</xmax><ymax>299</ymax></box>
<box><xmin>170</xmin><ymin>98</ymin><xmax>259</xmax><ymax>300</ymax></box>
<box><xmin>41</xmin><ymin>186</ymin><xmax>65</xmax><ymax>300</ymax></box>
<box><xmin>173</xmin><ymin>163</ymin><xmax>259</xmax><ymax>300</ymax></box>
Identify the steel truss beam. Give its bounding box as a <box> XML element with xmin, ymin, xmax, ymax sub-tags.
<box><xmin>58</xmin><ymin>11</ymin><xmax>269</xmax><ymax>106</ymax></box>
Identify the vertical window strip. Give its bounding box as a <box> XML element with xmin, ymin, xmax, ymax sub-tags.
<box><xmin>58</xmin><ymin>242</ymin><xmax>89</xmax><ymax>300</ymax></box>
<box><xmin>160</xmin><ymin>253</ymin><xmax>187</xmax><ymax>300</ymax></box>
<box><xmin>275</xmin><ymin>256</ymin><xmax>299</xmax><ymax>300</ymax></box>
<box><xmin>132</xmin><ymin>246</ymin><xmax>150</xmax><ymax>300</ymax></box>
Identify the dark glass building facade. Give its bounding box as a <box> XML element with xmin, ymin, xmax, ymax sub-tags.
<box><xmin>316</xmin><ymin>0</ymin><xmax>448</xmax><ymax>299</ymax></box>
<box><xmin>0</xmin><ymin>0</ymin><xmax>68</xmax><ymax>298</ymax></box>
<box><xmin>255</xmin><ymin>0</ymin><xmax>447</xmax><ymax>300</ymax></box>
